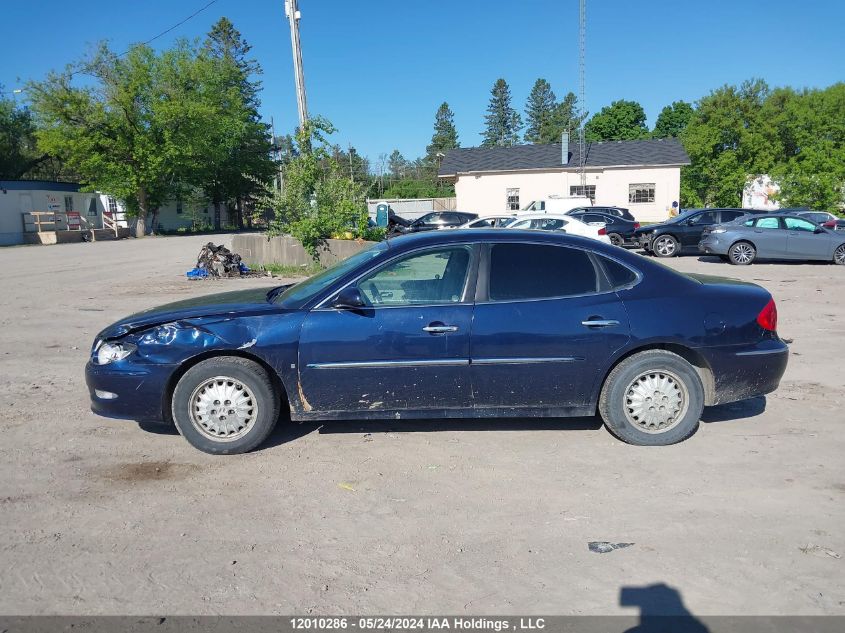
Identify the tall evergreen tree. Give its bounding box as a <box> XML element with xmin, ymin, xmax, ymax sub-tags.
<box><xmin>388</xmin><ymin>149</ymin><xmax>407</xmax><ymax>179</ymax></box>
<box><xmin>425</xmin><ymin>102</ymin><xmax>459</xmax><ymax>166</ymax></box>
<box><xmin>481</xmin><ymin>79</ymin><xmax>523</xmax><ymax>147</ymax></box>
<box><xmin>524</xmin><ymin>78</ymin><xmax>557</xmax><ymax>144</ymax></box>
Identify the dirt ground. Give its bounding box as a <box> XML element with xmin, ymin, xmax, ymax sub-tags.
<box><xmin>0</xmin><ymin>233</ymin><xmax>843</xmax><ymax>617</ymax></box>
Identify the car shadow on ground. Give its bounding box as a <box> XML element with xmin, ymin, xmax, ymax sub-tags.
<box><xmin>135</xmin><ymin>397</ymin><xmax>767</xmax><ymax>450</ymax></box>
<box><xmin>696</xmin><ymin>255</ymin><xmax>831</xmax><ymax>266</ymax></box>
<box><xmin>619</xmin><ymin>582</ymin><xmax>710</xmax><ymax>632</ymax></box>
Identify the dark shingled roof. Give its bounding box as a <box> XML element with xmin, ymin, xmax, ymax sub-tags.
<box><xmin>438</xmin><ymin>138</ymin><xmax>690</xmax><ymax>177</ymax></box>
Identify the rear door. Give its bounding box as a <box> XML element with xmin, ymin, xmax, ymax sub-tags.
<box><xmin>470</xmin><ymin>242</ymin><xmax>630</xmax><ymax>410</ymax></box>
<box><xmin>298</xmin><ymin>245</ymin><xmax>477</xmax><ymax>413</ymax></box>
<box><xmin>748</xmin><ymin>216</ymin><xmax>787</xmax><ymax>257</ymax></box>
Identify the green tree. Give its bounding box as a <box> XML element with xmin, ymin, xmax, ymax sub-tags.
<box><xmin>0</xmin><ymin>87</ymin><xmax>37</xmax><ymax>178</ymax></box>
<box><xmin>584</xmin><ymin>99</ymin><xmax>649</xmax><ymax>141</ymax></box>
<box><xmin>652</xmin><ymin>100</ymin><xmax>695</xmax><ymax>138</ymax></box>
<box><xmin>28</xmin><ymin>43</ymin><xmax>202</xmax><ymax>236</ymax></box>
<box><xmin>680</xmin><ymin>79</ymin><xmax>773</xmax><ymax>207</ymax></box>
<box><xmin>388</xmin><ymin>149</ymin><xmax>407</xmax><ymax>179</ymax></box>
<box><xmin>547</xmin><ymin>91</ymin><xmax>584</xmax><ymax>144</ymax></box>
<box><xmin>763</xmin><ymin>84</ymin><xmax>845</xmax><ymax>209</ymax></box>
<box><xmin>481</xmin><ymin>79</ymin><xmax>522</xmax><ymax>147</ymax></box>
<box><xmin>258</xmin><ymin>117</ymin><xmax>368</xmax><ymax>258</ymax></box>
<box><xmin>382</xmin><ymin>179</ymin><xmax>454</xmax><ymax>199</ymax></box>
<box><xmin>425</xmin><ymin>102</ymin><xmax>459</xmax><ymax>170</ymax></box>
<box><xmin>524</xmin><ymin>79</ymin><xmax>557</xmax><ymax>144</ymax></box>
<box><xmin>199</xmin><ymin>17</ymin><xmax>275</xmax><ymax>230</ymax></box>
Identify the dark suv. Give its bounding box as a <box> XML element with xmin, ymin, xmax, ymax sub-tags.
<box><xmin>568</xmin><ymin>206</ymin><xmax>636</xmax><ymax>222</ymax></box>
<box><xmin>406</xmin><ymin>211</ymin><xmax>479</xmax><ymax>233</ymax></box>
<box><xmin>635</xmin><ymin>208</ymin><xmax>748</xmax><ymax>257</ymax></box>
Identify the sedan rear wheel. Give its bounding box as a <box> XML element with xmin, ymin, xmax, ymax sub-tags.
<box><xmin>598</xmin><ymin>350</ymin><xmax>703</xmax><ymax>446</ymax></box>
<box><xmin>728</xmin><ymin>241</ymin><xmax>756</xmax><ymax>265</ymax></box>
<box><xmin>653</xmin><ymin>235</ymin><xmax>679</xmax><ymax>258</ymax></box>
<box><xmin>172</xmin><ymin>357</ymin><xmax>280</xmax><ymax>454</ymax></box>
<box><xmin>834</xmin><ymin>243</ymin><xmax>845</xmax><ymax>265</ymax></box>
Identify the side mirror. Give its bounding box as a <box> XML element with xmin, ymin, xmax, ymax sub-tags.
<box><xmin>332</xmin><ymin>286</ymin><xmax>365</xmax><ymax>309</ymax></box>
<box><xmin>814</xmin><ymin>227</ymin><xmax>825</xmax><ymax>234</ymax></box>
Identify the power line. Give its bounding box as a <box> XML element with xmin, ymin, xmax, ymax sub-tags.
<box><xmin>121</xmin><ymin>0</ymin><xmax>220</xmax><ymax>55</ymax></box>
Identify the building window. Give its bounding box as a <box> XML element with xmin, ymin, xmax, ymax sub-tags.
<box><xmin>107</xmin><ymin>197</ymin><xmax>118</xmax><ymax>214</ymax></box>
<box><xmin>506</xmin><ymin>188</ymin><xmax>520</xmax><ymax>211</ymax></box>
<box><xmin>176</xmin><ymin>199</ymin><xmax>183</xmax><ymax>215</ymax></box>
<box><xmin>64</xmin><ymin>195</ymin><xmax>74</xmax><ymax>212</ymax></box>
<box><xmin>87</xmin><ymin>198</ymin><xmax>97</xmax><ymax>216</ymax></box>
<box><xmin>570</xmin><ymin>185</ymin><xmax>596</xmax><ymax>202</ymax></box>
<box><xmin>629</xmin><ymin>183</ymin><xmax>655</xmax><ymax>204</ymax></box>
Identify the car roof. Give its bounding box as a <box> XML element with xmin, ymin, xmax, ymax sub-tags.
<box><xmin>386</xmin><ymin>227</ymin><xmax>603</xmax><ymax>251</ymax></box>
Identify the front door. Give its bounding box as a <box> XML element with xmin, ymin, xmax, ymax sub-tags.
<box><xmin>681</xmin><ymin>210</ymin><xmax>719</xmax><ymax>248</ymax></box>
<box><xmin>470</xmin><ymin>242</ymin><xmax>630</xmax><ymax>411</ymax></box>
<box><xmin>784</xmin><ymin>216</ymin><xmax>828</xmax><ymax>260</ymax></box>
<box><xmin>297</xmin><ymin>245</ymin><xmax>476</xmax><ymax>414</ymax></box>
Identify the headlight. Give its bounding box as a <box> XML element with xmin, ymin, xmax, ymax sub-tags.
<box><xmin>711</xmin><ymin>228</ymin><xmax>727</xmax><ymax>234</ymax></box>
<box><xmin>95</xmin><ymin>341</ymin><xmax>137</xmax><ymax>365</ymax></box>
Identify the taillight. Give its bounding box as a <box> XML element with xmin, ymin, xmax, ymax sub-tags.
<box><xmin>598</xmin><ymin>227</ymin><xmax>607</xmax><ymax>235</ymax></box>
<box><xmin>634</xmin><ymin>222</ymin><xmax>641</xmax><ymax>229</ymax></box>
<box><xmin>757</xmin><ymin>298</ymin><xmax>778</xmax><ymax>331</ymax></box>
<box><xmin>824</xmin><ymin>220</ymin><xmax>835</xmax><ymax>228</ymax></box>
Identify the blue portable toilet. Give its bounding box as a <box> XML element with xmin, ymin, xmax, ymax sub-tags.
<box><xmin>376</xmin><ymin>203</ymin><xmax>389</xmax><ymax>227</ymax></box>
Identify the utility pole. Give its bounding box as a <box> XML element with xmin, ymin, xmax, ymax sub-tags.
<box><xmin>578</xmin><ymin>0</ymin><xmax>587</xmax><ymax>187</ymax></box>
<box><xmin>284</xmin><ymin>0</ymin><xmax>309</xmax><ymax>128</ymax></box>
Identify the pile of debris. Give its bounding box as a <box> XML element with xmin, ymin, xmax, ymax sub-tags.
<box><xmin>187</xmin><ymin>242</ymin><xmax>252</xmax><ymax>279</ymax></box>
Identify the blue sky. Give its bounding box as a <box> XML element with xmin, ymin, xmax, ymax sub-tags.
<box><xmin>3</xmin><ymin>0</ymin><xmax>844</xmax><ymax>164</ymax></box>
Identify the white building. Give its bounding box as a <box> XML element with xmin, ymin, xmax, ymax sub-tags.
<box><xmin>437</xmin><ymin>138</ymin><xmax>690</xmax><ymax>222</ymax></box>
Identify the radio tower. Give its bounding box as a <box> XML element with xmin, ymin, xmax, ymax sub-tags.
<box><xmin>578</xmin><ymin>0</ymin><xmax>586</xmax><ymax>187</ymax></box>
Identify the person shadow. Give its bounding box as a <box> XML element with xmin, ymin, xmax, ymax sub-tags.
<box><xmin>620</xmin><ymin>583</ymin><xmax>710</xmax><ymax>633</ymax></box>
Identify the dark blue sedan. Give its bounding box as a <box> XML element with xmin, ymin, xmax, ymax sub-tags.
<box><xmin>86</xmin><ymin>230</ymin><xmax>788</xmax><ymax>454</ymax></box>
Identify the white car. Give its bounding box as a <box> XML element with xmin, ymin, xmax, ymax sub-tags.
<box><xmin>508</xmin><ymin>213</ymin><xmax>611</xmax><ymax>244</ymax></box>
<box><xmin>456</xmin><ymin>214</ymin><xmax>518</xmax><ymax>229</ymax></box>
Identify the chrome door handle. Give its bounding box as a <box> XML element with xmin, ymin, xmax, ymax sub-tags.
<box><xmin>423</xmin><ymin>325</ymin><xmax>458</xmax><ymax>333</ymax></box>
<box><xmin>581</xmin><ymin>319</ymin><xmax>620</xmax><ymax>328</ymax></box>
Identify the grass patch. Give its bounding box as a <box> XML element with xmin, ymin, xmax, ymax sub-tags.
<box><xmin>250</xmin><ymin>262</ymin><xmax>324</xmax><ymax>277</ymax></box>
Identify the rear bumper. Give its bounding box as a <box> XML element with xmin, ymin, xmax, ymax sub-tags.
<box><xmin>699</xmin><ymin>235</ymin><xmax>729</xmax><ymax>255</ymax></box>
<box><xmin>85</xmin><ymin>360</ymin><xmax>176</xmax><ymax>421</ymax></box>
<box><xmin>700</xmin><ymin>339</ymin><xmax>789</xmax><ymax>405</ymax></box>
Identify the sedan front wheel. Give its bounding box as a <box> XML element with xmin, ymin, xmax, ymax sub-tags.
<box><xmin>171</xmin><ymin>357</ymin><xmax>280</xmax><ymax>454</ymax></box>
<box><xmin>834</xmin><ymin>243</ymin><xmax>845</xmax><ymax>265</ymax></box>
<box><xmin>653</xmin><ymin>235</ymin><xmax>679</xmax><ymax>258</ymax></box>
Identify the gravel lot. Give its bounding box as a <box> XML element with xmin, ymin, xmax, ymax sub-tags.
<box><xmin>1</xmin><ymin>233</ymin><xmax>843</xmax><ymax>616</ymax></box>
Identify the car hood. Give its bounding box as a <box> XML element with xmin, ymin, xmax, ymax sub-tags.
<box><xmin>97</xmin><ymin>286</ymin><xmax>292</xmax><ymax>339</ymax></box>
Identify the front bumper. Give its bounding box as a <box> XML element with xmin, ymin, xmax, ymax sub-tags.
<box><xmin>637</xmin><ymin>233</ymin><xmax>654</xmax><ymax>250</ymax></box>
<box><xmin>85</xmin><ymin>360</ymin><xmax>177</xmax><ymax>421</ymax></box>
<box><xmin>700</xmin><ymin>339</ymin><xmax>789</xmax><ymax>405</ymax></box>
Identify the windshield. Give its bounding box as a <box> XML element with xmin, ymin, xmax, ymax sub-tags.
<box><xmin>273</xmin><ymin>241</ymin><xmax>388</xmax><ymax>309</ymax></box>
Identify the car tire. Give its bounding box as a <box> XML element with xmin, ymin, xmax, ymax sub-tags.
<box><xmin>728</xmin><ymin>241</ymin><xmax>756</xmax><ymax>265</ymax></box>
<box><xmin>653</xmin><ymin>235</ymin><xmax>679</xmax><ymax>258</ymax></box>
<box><xmin>833</xmin><ymin>243</ymin><xmax>845</xmax><ymax>265</ymax></box>
<box><xmin>171</xmin><ymin>357</ymin><xmax>280</xmax><ymax>455</ymax></box>
<box><xmin>598</xmin><ymin>350</ymin><xmax>703</xmax><ymax>446</ymax></box>
<box><xmin>608</xmin><ymin>233</ymin><xmax>624</xmax><ymax>247</ymax></box>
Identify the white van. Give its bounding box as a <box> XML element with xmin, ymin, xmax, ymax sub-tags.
<box><xmin>520</xmin><ymin>195</ymin><xmax>592</xmax><ymax>214</ymax></box>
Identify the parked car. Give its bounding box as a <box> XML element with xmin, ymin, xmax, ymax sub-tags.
<box><xmin>86</xmin><ymin>229</ymin><xmax>788</xmax><ymax>453</ymax></box>
<box><xmin>507</xmin><ymin>213</ymin><xmax>611</xmax><ymax>243</ymax></box>
<box><xmin>635</xmin><ymin>208</ymin><xmax>749</xmax><ymax>257</ymax></box>
<box><xmin>699</xmin><ymin>214</ymin><xmax>845</xmax><ymax>265</ymax></box>
<box><xmin>566</xmin><ymin>210</ymin><xmax>641</xmax><ymax>247</ymax></box>
<box><xmin>457</xmin><ymin>214</ymin><xmax>517</xmax><ymax>229</ymax></box>
<box><xmin>568</xmin><ymin>206</ymin><xmax>636</xmax><ymax>222</ymax></box>
<box><xmin>822</xmin><ymin>219</ymin><xmax>845</xmax><ymax>231</ymax></box>
<box><xmin>520</xmin><ymin>196</ymin><xmax>593</xmax><ymax>214</ymax></box>
<box><xmin>404</xmin><ymin>211</ymin><xmax>479</xmax><ymax>233</ymax></box>
<box><xmin>797</xmin><ymin>211</ymin><xmax>839</xmax><ymax>225</ymax></box>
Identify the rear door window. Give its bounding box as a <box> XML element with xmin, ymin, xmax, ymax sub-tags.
<box><xmin>488</xmin><ymin>243</ymin><xmax>598</xmax><ymax>300</ymax></box>
<box><xmin>719</xmin><ymin>210</ymin><xmax>744</xmax><ymax>222</ymax></box>
<box><xmin>755</xmin><ymin>217</ymin><xmax>781</xmax><ymax>229</ymax></box>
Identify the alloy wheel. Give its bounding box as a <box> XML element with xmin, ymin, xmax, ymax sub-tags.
<box><xmin>654</xmin><ymin>236</ymin><xmax>676</xmax><ymax>256</ymax></box>
<box><xmin>731</xmin><ymin>243</ymin><xmax>755</xmax><ymax>264</ymax></box>
<box><xmin>835</xmin><ymin>244</ymin><xmax>845</xmax><ymax>265</ymax></box>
